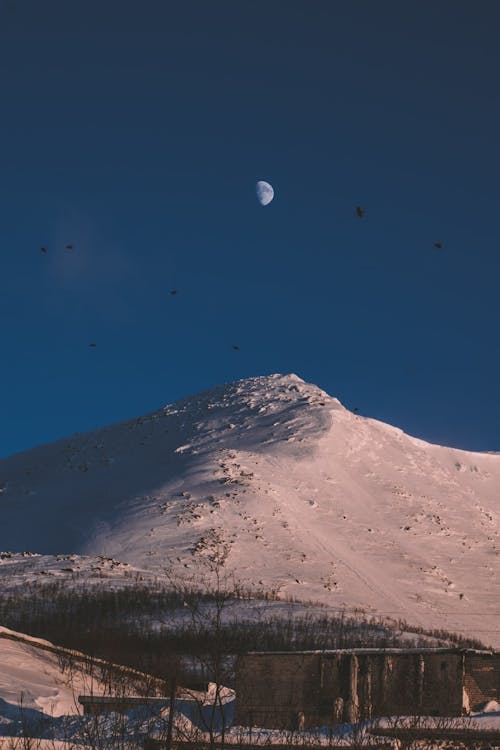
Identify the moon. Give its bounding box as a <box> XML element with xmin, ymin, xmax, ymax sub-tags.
<box><xmin>256</xmin><ymin>180</ymin><xmax>274</xmax><ymax>206</ymax></box>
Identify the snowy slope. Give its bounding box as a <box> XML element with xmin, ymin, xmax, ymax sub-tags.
<box><xmin>1</xmin><ymin>374</ymin><xmax>499</xmax><ymax>645</ymax></box>
<box><xmin>0</xmin><ymin>627</ymin><xmax>184</xmax><ymax>742</ymax></box>
<box><xmin>0</xmin><ymin>627</ymin><xmax>109</xmax><ymax>716</ymax></box>
<box><xmin>0</xmin><ymin>551</ymin><xmax>160</xmax><ymax>592</ymax></box>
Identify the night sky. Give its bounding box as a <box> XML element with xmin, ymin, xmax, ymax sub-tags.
<box><xmin>1</xmin><ymin>1</ymin><xmax>500</xmax><ymax>456</ymax></box>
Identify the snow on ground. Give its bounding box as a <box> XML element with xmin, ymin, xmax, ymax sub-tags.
<box><xmin>0</xmin><ymin>625</ymin><xmax>498</xmax><ymax>746</ymax></box>
<box><xmin>0</xmin><ymin>628</ymin><xmax>169</xmax><ymax>744</ymax></box>
<box><xmin>0</xmin><ymin>552</ymin><xmax>159</xmax><ymax>593</ymax></box>
<box><xmin>0</xmin><ymin>553</ymin><xmax>439</xmax><ymax>650</ymax></box>
<box><xmin>0</xmin><ymin>627</ymin><xmax>228</xmax><ymax>746</ymax></box>
<box><xmin>1</xmin><ymin>373</ymin><xmax>499</xmax><ymax>645</ymax></box>
<box><xmin>0</xmin><ymin>627</ymin><xmax>108</xmax><ymax>717</ymax></box>
<box><xmin>375</xmin><ymin>707</ymin><xmax>500</xmax><ymax>732</ymax></box>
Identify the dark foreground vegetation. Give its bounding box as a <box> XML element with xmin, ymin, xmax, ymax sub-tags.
<box><xmin>0</xmin><ymin>581</ymin><xmax>484</xmax><ymax>686</ymax></box>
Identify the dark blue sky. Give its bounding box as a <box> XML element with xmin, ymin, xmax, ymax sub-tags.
<box><xmin>1</xmin><ymin>0</ymin><xmax>500</xmax><ymax>456</ymax></box>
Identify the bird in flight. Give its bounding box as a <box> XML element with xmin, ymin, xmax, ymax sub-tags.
<box><xmin>40</xmin><ymin>247</ymin><xmax>47</xmax><ymax>253</ymax></box>
<box><xmin>169</xmin><ymin>289</ymin><xmax>178</xmax><ymax>296</ymax></box>
<box><xmin>355</xmin><ymin>206</ymin><xmax>365</xmax><ymax>219</ymax></box>
<box><xmin>434</xmin><ymin>242</ymin><xmax>443</xmax><ymax>250</ymax></box>
<box><xmin>66</xmin><ymin>244</ymin><xmax>74</xmax><ymax>251</ymax></box>
<box><xmin>231</xmin><ymin>345</ymin><xmax>240</xmax><ymax>351</ymax></box>
<box><xmin>88</xmin><ymin>343</ymin><xmax>96</xmax><ymax>348</ymax></box>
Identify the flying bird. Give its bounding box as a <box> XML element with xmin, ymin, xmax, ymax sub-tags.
<box><xmin>88</xmin><ymin>343</ymin><xmax>96</xmax><ymax>348</ymax></box>
<box><xmin>434</xmin><ymin>242</ymin><xmax>443</xmax><ymax>250</ymax></box>
<box><xmin>355</xmin><ymin>206</ymin><xmax>365</xmax><ymax>219</ymax></box>
<box><xmin>65</xmin><ymin>244</ymin><xmax>74</xmax><ymax>251</ymax></box>
<box><xmin>231</xmin><ymin>345</ymin><xmax>240</xmax><ymax>351</ymax></box>
<box><xmin>169</xmin><ymin>289</ymin><xmax>178</xmax><ymax>296</ymax></box>
<box><xmin>40</xmin><ymin>247</ymin><xmax>47</xmax><ymax>253</ymax></box>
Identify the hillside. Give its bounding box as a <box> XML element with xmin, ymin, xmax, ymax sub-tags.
<box><xmin>0</xmin><ymin>626</ymin><xmax>108</xmax><ymax>717</ymax></box>
<box><xmin>1</xmin><ymin>374</ymin><xmax>499</xmax><ymax>645</ymax></box>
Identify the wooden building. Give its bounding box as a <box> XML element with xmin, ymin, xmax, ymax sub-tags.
<box><xmin>234</xmin><ymin>648</ymin><xmax>500</xmax><ymax>730</ymax></box>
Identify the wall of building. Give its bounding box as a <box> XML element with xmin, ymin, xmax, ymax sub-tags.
<box><xmin>464</xmin><ymin>653</ymin><xmax>500</xmax><ymax>711</ymax></box>
<box><xmin>234</xmin><ymin>650</ymin><xmax>482</xmax><ymax>730</ymax></box>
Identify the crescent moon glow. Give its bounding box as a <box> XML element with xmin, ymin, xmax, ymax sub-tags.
<box><xmin>256</xmin><ymin>180</ymin><xmax>274</xmax><ymax>206</ymax></box>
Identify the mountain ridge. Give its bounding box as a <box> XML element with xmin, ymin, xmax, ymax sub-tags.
<box><xmin>1</xmin><ymin>373</ymin><xmax>499</xmax><ymax>645</ymax></box>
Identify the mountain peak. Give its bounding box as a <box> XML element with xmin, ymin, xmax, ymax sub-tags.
<box><xmin>1</xmin><ymin>373</ymin><xmax>499</xmax><ymax>646</ymax></box>
<box><xmin>159</xmin><ymin>372</ymin><xmax>338</xmax><ymax>416</ymax></box>
<box><xmin>153</xmin><ymin>373</ymin><xmax>341</xmax><ymax>455</ymax></box>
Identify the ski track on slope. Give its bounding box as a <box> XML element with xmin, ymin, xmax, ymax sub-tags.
<box><xmin>268</xmin><ymin>465</ymin><xmax>410</xmax><ymax>618</ymax></box>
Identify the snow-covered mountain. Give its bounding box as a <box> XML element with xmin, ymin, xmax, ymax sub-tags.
<box><xmin>1</xmin><ymin>374</ymin><xmax>499</xmax><ymax>645</ymax></box>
